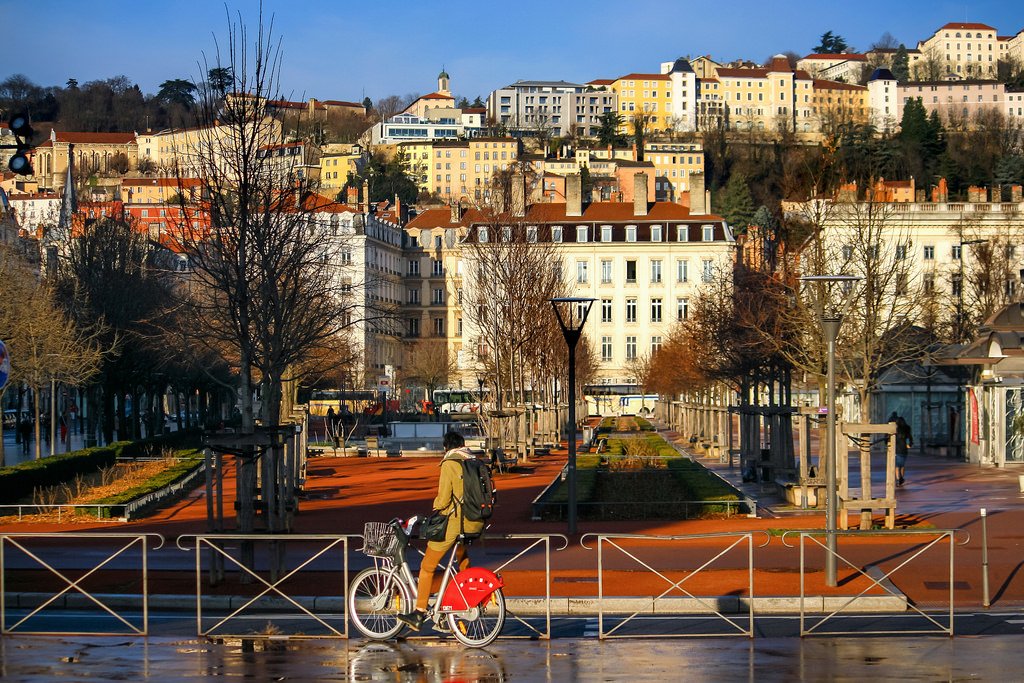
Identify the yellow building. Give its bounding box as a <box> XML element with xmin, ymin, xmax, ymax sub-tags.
<box><xmin>137</xmin><ymin>117</ymin><xmax>282</xmax><ymax>178</ymax></box>
<box><xmin>917</xmin><ymin>22</ymin><xmax>999</xmax><ymax>80</ymax></box>
<box><xmin>121</xmin><ymin>177</ymin><xmax>202</xmax><ymax>204</ymax></box>
<box><xmin>32</xmin><ymin>130</ymin><xmax>139</xmax><ymax>192</ymax></box>
<box><xmin>607</xmin><ymin>73</ymin><xmax>674</xmax><ymax>133</ymax></box>
<box><xmin>714</xmin><ymin>56</ymin><xmax>815</xmax><ymax>134</ymax></box>
<box><xmin>319</xmin><ymin>149</ymin><xmax>364</xmax><ymax>192</ymax></box>
<box><xmin>811</xmin><ymin>80</ymin><xmax>870</xmax><ymax>133</ymax></box>
<box><xmin>398</xmin><ymin>137</ymin><xmax>519</xmax><ymax>203</ymax></box>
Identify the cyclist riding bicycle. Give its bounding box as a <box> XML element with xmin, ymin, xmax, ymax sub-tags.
<box><xmin>398</xmin><ymin>431</ymin><xmax>484</xmax><ymax>630</ymax></box>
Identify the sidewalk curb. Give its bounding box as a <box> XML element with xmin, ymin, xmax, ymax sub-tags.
<box><xmin>10</xmin><ymin>590</ymin><xmax>908</xmax><ymax>616</ymax></box>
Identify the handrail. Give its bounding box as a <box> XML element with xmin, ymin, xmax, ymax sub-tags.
<box><xmin>779</xmin><ymin>527</ymin><xmax>970</xmax><ymax>548</ymax></box>
<box><xmin>580</xmin><ymin>529</ymin><xmax>771</xmax><ymax>551</ymax></box>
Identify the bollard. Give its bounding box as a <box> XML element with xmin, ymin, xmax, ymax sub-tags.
<box><xmin>981</xmin><ymin>508</ymin><xmax>990</xmax><ymax>608</ymax></box>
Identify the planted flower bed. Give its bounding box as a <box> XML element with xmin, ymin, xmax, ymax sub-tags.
<box><xmin>534</xmin><ymin>432</ymin><xmax>746</xmax><ymax>520</ymax></box>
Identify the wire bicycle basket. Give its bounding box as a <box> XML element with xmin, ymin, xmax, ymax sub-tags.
<box><xmin>361</xmin><ymin>522</ymin><xmax>400</xmax><ymax>558</ymax></box>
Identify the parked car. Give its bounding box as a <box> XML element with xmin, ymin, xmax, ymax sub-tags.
<box><xmin>3</xmin><ymin>409</ymin><xmax>17</xmax><ymax>430</ymax></box>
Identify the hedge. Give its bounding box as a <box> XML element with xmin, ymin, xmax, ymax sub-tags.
<box><xmin>0</xmin><ymin>442</ymin><xmax>131</xmax><ymax>505</ymax></box>
<box><xmin>0</xmin><ymin>431</ymin><xmax>203</xmax><ymax>505</ymax></box>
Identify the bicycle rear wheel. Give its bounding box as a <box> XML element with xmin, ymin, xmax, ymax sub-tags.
<box><xmin>349</xmin><ymin>567</ymin><xmax>412</xmax><ymax>639</ymax></box>
<box><xmin>447</xmin><ymin>588</ymin><xmax>506</xmax><ymax>647</ymax></box>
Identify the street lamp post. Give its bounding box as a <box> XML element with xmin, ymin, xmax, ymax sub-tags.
<box><xmin>800</xmin><ymin>274</ymin><xmax>860</xmax><ymax>587</ymax></box>
<box><xmin>550</xmin><ymin>297</ymin><xmax>595</xmax><ymax>536</ymax></box>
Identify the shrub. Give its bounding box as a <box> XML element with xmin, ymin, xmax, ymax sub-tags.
<box><xmin>0</xmin><ymin>443</ymin><xmax>131</xmax><ymax>505</ymax></box>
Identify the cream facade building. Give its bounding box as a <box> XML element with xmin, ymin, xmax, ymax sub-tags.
<box><xmin>916</xmin><ymin>22</ymin><xmax>1000</xmax><ymax>80</ymax></box>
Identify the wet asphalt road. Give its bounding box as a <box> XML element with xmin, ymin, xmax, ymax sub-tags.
<box><xmin>4</xmin><ymin>610</ymin><xmax>1024</xmax><ymax>681</ymax></box>
<box><xmin>4</xmin><ymin>631</ymin><xmax>1024</xmax><ymax>681</ymax></box>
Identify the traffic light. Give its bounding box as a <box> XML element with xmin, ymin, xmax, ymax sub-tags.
<box><xmin>7</xmin><ymin>113</ymin><xmax>34</xmax><ymax>176</ymax></box>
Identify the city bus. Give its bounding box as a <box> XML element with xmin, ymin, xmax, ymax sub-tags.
<box><xmin>584</xmin><ymin>384</ymin><xmax>659</xmax><ymax>416</ymax></box>
<box><xmin>305</xmin><ymin>389</ymin><xmax>378</xmax><ymax>416</ymax></box>
<box><xmin>431</xmin><ymin>388</ymin><xmax>490</xmax><ymax>416</ymax></box>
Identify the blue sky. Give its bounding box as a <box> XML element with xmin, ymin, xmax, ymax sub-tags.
<box><xmin>6</xmin><ymin>1</ymin><xmax>1023</xmax><ymax>103</ymax></box>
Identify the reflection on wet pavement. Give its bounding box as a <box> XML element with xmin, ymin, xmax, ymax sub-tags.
<box><xmin>3</xmin><ymin>634</ymin><xmax>1024</xmax><ymax>681</ymax></box>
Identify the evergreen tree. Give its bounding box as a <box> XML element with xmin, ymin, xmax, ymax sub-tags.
<box><xmin>813</xmin><ymin>31</ymin><xmax>851</xmax><ymax>54</ymax></box>
<box><xmin>717</xmin><ymin>174</ymin><xmax>757</xmax><ymax>232</ymax></box>
<box><xmin>596</xmin><ymin>111</ymin><xmax>625</xmax><ymax>147</ymax></box>
<box><xmin>892</xmin><ymin>44</ymin><xmax>910</xmax><ymax>83</ymax></box>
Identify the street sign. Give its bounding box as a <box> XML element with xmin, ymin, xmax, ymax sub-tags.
<box><xmin>377</xmin><ymin>375</ymin><xmax>391</xmax><ymax>390</ymax></box>
<box><xmin>0</xmin><ymin>339</ymin><xmax>9</xmax><ymax>391</ymax></box>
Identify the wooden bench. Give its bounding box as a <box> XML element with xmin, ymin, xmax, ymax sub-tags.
<box><xmin>490</xmin><ymin>448</ymin><xmax>520</xmax><ymax>474</ymax></box>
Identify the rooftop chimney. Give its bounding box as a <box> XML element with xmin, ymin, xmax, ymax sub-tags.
<box><xmin>633</xmin><ymin>173</ymin><xmax>648</xmax><ymax>217</ymax></box>
<box><xmin>567</xmin><ymin>174</ymin><xmax>583</xmax><ymax>217</ymax></box>
<box><xmin>450</xmin><ymin>201</ymin><xmax>462</xmax><ymax>223</ymax></box>
<box><xmin>689</xmin><ymin>172</ymin><xmax>706</xmax><ymax>214</ymax></box>
<box><xmin>511</xmin><ymin>173</ymin><xmax>526</xmax><ymax>217</ymax></box>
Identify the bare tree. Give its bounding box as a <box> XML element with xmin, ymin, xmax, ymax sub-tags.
<box><xmin>399</xmin><ymin>339</ymin><xmax>458</xmax><ymax>414</ymax></box>
<box><xmin>0</xmin><ymin>247</ymin><xmax>103</xmax><ymax>462</ymax></box>
<box><xmin>172</xmin><ymin>8</ymin><xmax>358</xmax><ymax>429</ymax></box>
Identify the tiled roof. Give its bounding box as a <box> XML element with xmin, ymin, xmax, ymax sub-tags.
<box><xmin>617</xmin><ymin>73</ymin><xmax>670</xmax><ymax>81</ymax></box>
<box><xmin>322</xmin><ymin>100</ymin><xmax>363</xmax><ymax>108</ymax></box>
<box><xmin>715</xmin><ymin>67</ymin><xmax>812</xmax><ymax>80</ymax></box>
<box><xmin>802</xmin><ymin>53</ymin><xmax>867</xmax><ymax>61</ymax></box>
<box><xmin>50</xmin><ymin>131</ymin><xmax>137</xmax><ymax>144</ymax></box>
<box><xmin>122</xmin><ymin>177</ymin><xmax>202</xmax><ymax>187</ymax></box>
<box><xmin>939</xmin><ymin>22</ymin><xmax>996</xmax><ymax>31</ymax></box>
<box><xmin>813</xmin><ymin>79</ymin><xmax>867</xmax><ymax>91</ymax></box>
<box><xmin>420</xmin><ymin>92</ymin><xmax>454</xmax><ymax>100</ymax></box>
<box><xmin>587</xmin><ymin>79</ymin><xmax>615</xmax><ymax>86</ymax></box>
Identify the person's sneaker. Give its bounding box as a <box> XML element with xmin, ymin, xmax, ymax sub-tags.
<box><xmin>397</xmin><ymin>609</ymin><xmax>426</xmax><ymax>631</ymax></box>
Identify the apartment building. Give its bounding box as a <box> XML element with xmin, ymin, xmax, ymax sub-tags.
<box><xmin>398</xmin><ymin>137</ymin><xmax>519</xmax><ymax>202</ymax></box>
<box><xmin>487</xmin><ymin>80</ymin><xmax>616</xmax><ymax>138</ymax></box>
<box><xmin>121</xmin><ymin>177</ymin><xmax>203</xmax><ymax>204</ymax></box>
<box><xmin>917</xmin><ymin>22</ymin><xmax>1000</xmax><ymax>79</ymax></box>
<box><xmin>454</xmin><ymin>173</ymin><xmax>734</xmax><ymax>384</ymax></box>
<box><xmin>797</xmin><ymin>53</ymin><xmax>868</xmax><ymax>84</ymax></box>
<box><xmin>712</xmin><ymin>56</ymin><xmax>816</xmax><ymax>134</ymax></box>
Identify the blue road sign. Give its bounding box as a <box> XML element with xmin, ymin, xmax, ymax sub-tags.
<box><xmin>0</xmin><ymin>339</ymin><xmax>9</xmax><ymax>391</ymax></box>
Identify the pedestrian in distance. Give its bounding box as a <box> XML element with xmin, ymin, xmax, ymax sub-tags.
<box><xmin>398</xmin><ymin>430</ymin><xmax>485</xmax><ymax>631</ymax></box>
<box><xmin>894</xmin><ymin>416</ymin><xmax>913</xmax><ymax>487</ymax></box>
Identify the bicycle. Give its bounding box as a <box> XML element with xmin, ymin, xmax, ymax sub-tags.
<box><xmin>349</xmin><ymin>516</ymin><xmax>506</xmax><ymax>647</ymax></box>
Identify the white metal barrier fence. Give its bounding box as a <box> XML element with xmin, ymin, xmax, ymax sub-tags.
<box><xmin>782</xmin><ymin>529</ymin><xmax>968</xmax><ymax>637</ymax></box>
<box><xmin>0</xmin><ymin>532</ymin><xmax>164</xmax><ymax>636</ymax></box>
<box><xmin>580</xmin><ymin>531</ymin><xmax>768</xmax><ymax>639</ymax></box>
<box><xmin>176</xmin><ymin>533</ymin><xmax>356</xmax><ymax>639</ymax></box>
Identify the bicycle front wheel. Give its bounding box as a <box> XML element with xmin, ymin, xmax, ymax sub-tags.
<box><xmin>348</xmin><ymin>567</ymin><xmax>412</xmax><ymax>640</ymax></box>
<box><xmin>447</xmin><ymin>588</ymin><xmax>506</xmax><ymax>647</ymax></box>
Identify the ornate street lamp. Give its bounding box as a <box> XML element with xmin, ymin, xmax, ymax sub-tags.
<box><xmin>550</xmin><ymin>297</ymin><xmax>595</xmax><ymax>535</ymax></box>
<box><xmin>800</xmin><ymin>274</ymin><xmax>860</xmax><ymax>587</ymax></box>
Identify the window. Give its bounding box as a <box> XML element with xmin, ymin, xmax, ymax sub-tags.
<box><xmin>502</xmin><ymin>226</ymin><xmax>512</xmax><ymax>242</ymax></box>
<box><xmin>651</xmin><ymin>298</ymin><xmax>662</xmax><ymax>322</ymax></box>
<box><xmin>676</xmin><ymin>259</ymin><xmax>689</xmax><ymax>283</ymax></box>
<box><xmin>651</xmin><ymin>225</ymin><xmax>662</xmax><ymax>242</ymax></box>
<box><xmin>340</xmin><ymin>249</ymin><xmax>352</xmax><ymax>265</ymax></box>
<box><xmin>457</xmin><ymin>288</ymin><xmax>463</xmax><ymax>304</ymax></box>
<box><xmin>895</xmin><ymin>244</ymin><xmax>907</xmax><ymax>260</ymax></box>
<box><xmin>601</xmin><ymin>298</ymin><xmax>612</xmax><ymax>323</ymax></box>
<box><xmin>601</xmin><ymin>225</ymin><xmax>612</xmax><ymax>242</ymax></box>
<box><xmin>677</xmin><ymin>225</ymin><xmax>688</xmax><ymax>241</ymax></box>
<box><xmin>431</xmin><ymin>259</ymin><xmax>444</xmax><ymax>276</ymax></box>
<box><xmin>923</xmin><ymin>274</ymin><xmax>935</xmax><ymax>293</ymax></box>
<box><xmin>601</xmin><ymin>259</ymin><xmax>613</xmax><ymax>283</ymax></box>
<box><xmin>432</xmin><ymin>288</ymin><xmax>445</xmax><ymax>305</ymax></box>
<box><xmin>527</xmin><ymin>226</ymin><xmax>538</xmax><ymax>243</ymax></box>
<box><xmin>407</xmin><ymin>259</ymin><xmax>420</xmax><ymax>276</ymax></box>
<box><xmin>577</xmin><ymin>226</ymin><xmax>589</xmax><ymax>243</ymax></box>
<box><xmin>479</xmin><ymin>227</ymin><xmax>489</xmax><ymax>243</ymax></box>
<box><xmin>951</xmin><ymin>274</ymin><xmax>962</xmax><ymax>297</ymax></box>
<box><xmin>407</xmin><ymin>288</ymin><xmax>420</xmax><ymax>304</ymax></box>
<box><xmin>626</xmin><ymin>260</ymin><xmax>637</xmax><ymax>283</ymax></box>
<box><xmin>924</xmin><ymin>245</ymin><xmax>935</xmax><ymax>260</ymax></box>
<box><xmin>576</xmin><ymin>260</ymin><xmax>589</xmax><ymax>284</ymax></box>
<box><xmin>677</xmin><ymin>297</ymin><xmax>689</xmax><ymax>321</ymax></box>
<box><xmin>651</xmin><ymin>259</ymin><xmax>662</xmax><ymax>283</ymax></box>
<box><xmin>702</xmin><ymin>224</ymin><xmax>714</xmax><ymax>241</ymax></box>
<box><xmin>552</xmin><ymin>226</ymin><xmax>563</xmax><ymax>243</ymax></box>
<box><xmin>626</xmin><ymin>225</ymin><xmax>637</xmax><ymax>242</ymax></box>
<box><xmin>601</xmin><ymin>336</ymin><xmax>613</xmax><ymax>361</ymax></box>
<box><xmin>650</xmin><ymin>336</ymin><xmax>662</xmax><ymax>354</ymax></box>
<box><xmin>625</xmin><ymin>336</ymin><xmax>637</xmax><ymax>360</ymax></box>
<box><xmin>951</xmin><ymin>245</ymin><xmax>961</xmax><ymax>260</ymax></box>
<box><xmin>842</xmin><ymin>245</ymin><xmax>854</xmax><ymax>260</ymax></box>
<box><xmin>433</xmin><ymin>317</ymin><xmax>445</xmax><ymax>336</ymax></box>
<box><xmin>702</xmin><ymin>259</ymin><xmax>714</xmax><ymax>283</ymax></box>
<box><xmin>457</xmin><ymin>317</ymin><xmax>463</xmax><ymax>336</ymax></box>
<box><xmin>626</xmin><ymin>298</ymin><xmax>637</xmax><ymax>322</ymax></box>
<box><xmin>407</xmin><ymin>318</ymin><xmax>420</xmax><ymax>337</ymax></box>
